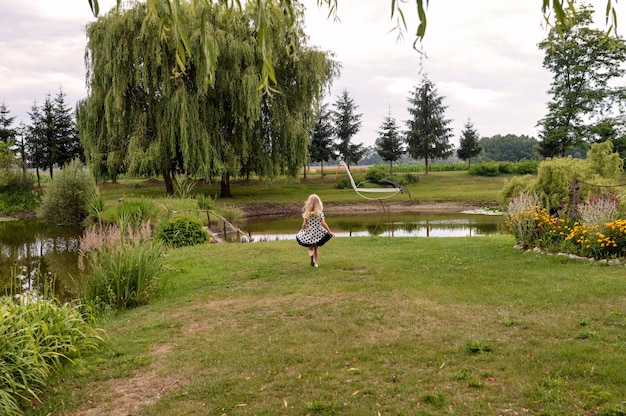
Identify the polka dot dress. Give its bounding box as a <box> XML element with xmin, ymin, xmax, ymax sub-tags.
<box><xmin>296</xmin><ymin>213</ymin><xmax>333</xmax><ymax>247</ymax></box>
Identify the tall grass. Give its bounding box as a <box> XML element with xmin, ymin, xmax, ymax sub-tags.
<box><xmin>78</xmin><ymin>220</ymin><xmax>163</xmax><ymax>310</ymax></box>
<box><xmin>0</xmin><ymin>295</ymin><xmax>102</xmax><ymax>415</ymax></box>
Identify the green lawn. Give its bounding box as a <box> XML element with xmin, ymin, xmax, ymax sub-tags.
<box><xmin>30</xmin><ymin>236</ymin><xmax>626</xmax><ymax>415</ymax></box>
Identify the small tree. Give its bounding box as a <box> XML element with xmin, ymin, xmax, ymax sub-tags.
<box><xmin>375</xmin><ymin>111</ymin><xmax>404</xmax><ymax>174</ymax></box>
<box><xmin>37</xmin><ymin>159</ymin><xmax>97</xmax><ymax>225</ymax></box>
<box><xmin>0</xmin><ymin>102</ymin><xmax>16</xmax><ymax>144</ymax></box>
<box><xmin>457</xmin><ymin>119</ymin><xmax>482</xmax><ymax>166</ymax></box>
<box><xmin>404</xmin><ymin>75</ymin><xmax>454</xmax><ymax>174</ymax></box>
<box><xmin>309</xmin><ymin>103</ymin><xmax>335</xmax><ymax>177</ymax></box>
<box><xmin>332</xmin><ymin>89</ymin><xmax>363</xmax><ymax>167</ymax></box>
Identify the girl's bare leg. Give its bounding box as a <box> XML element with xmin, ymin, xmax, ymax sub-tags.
<box><xmin>313</xmin><ymin>246</ymin><xmax>319</xmax><ymax>266</ymax></box>
<box><xmin>308</xmin><ymin>247</ymin><xmax>315</xmax><ymax>266</ymax></box>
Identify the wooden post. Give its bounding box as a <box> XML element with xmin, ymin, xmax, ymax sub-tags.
<box><xmin>569</xmin><ymin>179</ymin><xmax>580</xmax><ymax>220</ymax></box>
<box><xmin>236</xmin><ymin>230</ymin><xmax>241</xmax><ymax>243</ymax></box>
<box><xmin>223</xmin><ymin>222</ymin><xmax>227</xmax><ymax>241</ymax></box>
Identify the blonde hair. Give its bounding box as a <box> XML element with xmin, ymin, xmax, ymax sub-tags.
<box><xmin>302</xmin><ymin>194</ymin><xmax>323</xmax><ymax>219</ymax></box>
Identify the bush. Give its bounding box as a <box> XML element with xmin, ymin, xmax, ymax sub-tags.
<box><xmin>37</xmin><ymin>159</ymin><xmax>97</xmax><ymax>225</ymax></box>
<box><xmin>365</xmin><ymin>165</ymin><xmax>387</xmax><ymax>182</ymax></box>
<box><xmin>470</xmin><ymin>162</ymin><xmax>500</xmax><ymax>177</ymax></box>
<box><xmin>0</xmin><ymin>296</ymin><xmax>102</xmax><ymax>415</ymax></box>
<box><xmin>513</xmin><ymin>159</ymin><xmax>539</xmax><ymax>175</ymax></box>
<box><xmin>156</xmin><ymin>216</ymin><xmax>209</xmax><ymax>248</ymax></box>
<box><xmin>0</xmin><ymin>188</ymin><xmax>41</xmax><ymax>213</ymax></box>
<box><xmin>79</xmin><ymin>221</ymin><xmax>163</xmax><ymax>310</ymax></box>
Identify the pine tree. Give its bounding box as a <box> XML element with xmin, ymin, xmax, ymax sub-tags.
<box><xmin>457</xmin><ymin>118</ymin><xmax>482</xmax><ymax>166</ymax></box>
<box><xmin>375</xmin><ymin>110</ymin><xmax>404</xmax><ymax>174</ymax></box>
<box><xmin>0</xmin><ymin>102</ymin><xmax>16</xmax><ymax>144</ymax></box>
<box><xmin>331</xmin><ymin>89</ymin><xmax>363</xmax><ymax>167</ymax></box>
<box><xmin>404</xmin><ymin>75</ymin><xmax>453</xmax><ymax>174</ymax></box>
<box><xmin>309</xmin><ymin>103</ymin><xmax>335</xmax><ymax>177</ymax></box>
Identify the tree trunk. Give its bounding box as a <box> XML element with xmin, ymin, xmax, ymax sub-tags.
<box><xmin>389</xmin><ymin>160</ymin><xmax>393</xmax><ymax>175</ymax></box>
<box><xmin>163</xmin><ymin>168</ymin><xmax>174</xmax><ymax>195</ymax></box>
<box><xmin>49</xmin><ymin>165</ymin><xmax>54</xmax><ymax>179</ymax></box>
<box><xmin>320</xmin><ymin>160</ymin><xmax>324</xmax><ymax>177</ymax></box>
<box><xmin>303</xmin><ymin>163</ymin><xmax>307</xmax><ymax>179</ymax></box>
<box><xmin>424</xmin><ymin>157</ymin><xmax>430</xmax><ymax>175</ymax></box>
<box><xmin>221</xmin><ymin>172</ymin><xmax>233</xmax><ymax>198</ymax></box>
<box><xmin>36</xmin><ymin>167</ymin><xmax>41</xmax><ymax>187</ymax></box>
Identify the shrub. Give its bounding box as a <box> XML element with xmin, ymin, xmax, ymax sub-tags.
<box><xmin>513</xmin><ymin>159</ymin><xmax>539</xmax><ymax>175</ymax></box>
<box><xmin>156</xmin><ymin>216</ymin><xmax>209</xmax><ymax>248</ymax></box>
<box><xmin>470</xmin><ymin>162</ymin><xmax>500</xmax><ymax>177</ymax></box>
<box><xmin>78</xmin><ymin>221</ymin><xmax>163</xmax><ymax>310</ymax></box>
<box><xmin>0</xmin><ymin>296</ymin><xmax>102</xmax><ymax>415</ymax></box>
<box><xmin>114</xmin><ymin>198</ymin><xmax>160</xmax><ymax>228</ymax></box>
<box><xmin>365</xmin><ymin>165</ymin><xmax>387</xmax><ymax>182</ymax></box>
<box><xmin>37</xmin><ymin>159</ymin><xmax>97</xmax><ymax>225</ymax></box>
<box><xmin>496</xmin><ymin>161</ymin><xmax>514</xmax><ymax>174</ymax></box>
<box><xmin>0</xmin><ymin>188</ymin><xmax>41</xmax><ymax>213</ymax></box>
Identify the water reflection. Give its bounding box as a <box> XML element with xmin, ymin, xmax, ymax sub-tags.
<box><xmin>0</xmin><ymin>220</ymin><xmax>82</xmax><ymax>300</ymax></box>
<box><xmin>246</xmin><ymin>212</ymin><xmax>504</xmax><ymax>242</ymax></box>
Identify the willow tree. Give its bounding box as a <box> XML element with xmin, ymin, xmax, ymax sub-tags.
<box><xmin>86</xmin><ymin>1</ymin><xmax>620</xmax><ymax>92</ymax></box>
<box><xmin>78</xmin><ymin>2</ymin><xmax>337</xmax><ymax>195</ymax></box>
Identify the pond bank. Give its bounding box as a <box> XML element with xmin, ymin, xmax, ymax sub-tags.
<box><xmin>241</xmin><ymin>200</ymin><xmax>496</xmax><ymax>219</ymax></box>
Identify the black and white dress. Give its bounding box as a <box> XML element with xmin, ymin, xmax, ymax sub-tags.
<box><xmin>296</xmin><ymin>213</ymin><xmax>333</xmax><ymax>247</ymax></box>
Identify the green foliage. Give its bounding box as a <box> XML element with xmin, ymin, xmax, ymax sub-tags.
<box><xmin>79</xmin><ymin>221</ymin><xmax>163</xmax><ymax>310</ymax></box>
<box><xmin>114</xmin><ymin>198</ymin><xmax>160</xmax><ymax>228</ymax></box>
<box><xmin>173</xmin><ymin>178</ymin><xmax>196</xmax><ymax>199</ymax></box>
<box><xmin>0</xmin><ymin>296</ymin><xmax>102</xmax><ymax>415</ymax></box>
<box><xmin>479</xmin><ymin>134</ymin><xmax>540</xmax><ymax>162</ymax></box>
<box><xmin>405</xmin><ymin>75</ymin><xmax>454</xmax><ymax>173</ymax></box>
<box><xmin>365</xmin><ymin>165</ymin><xmax>386</xmax><ymax>182</ymax></box>
<box><xmin>513</xmin><ymin>159</ymin><xmax>539</xmax><ymax>175</ymax></box>
<box><xmin>533</xmin><ymin>156</ymin><xmax>582</xmax><ymax>212</ymax></box>
<box><xmin>196</xmin><ymin>194</ymin><xmax>214</xmax><ymax>210</ymax></box>
<box><xmin>36</xmin><ymin>159</ymin><xmax>97</xmax><ymax>225</ymax></box>
<box><xmin>500</xmin><ymin>175</ymin><xmax>536</xmax><ymax>205</ymax></box>
<box><xmin>156</xmin><ymin>216</ymin><xmax>209</xmax><ymax>248</ymax></box>
<box><xmin>585</xmin><ymin>140</ymin><xmax>623</xmax><ymax>181</ymax></box>
<box><xmin>402</xmin><ymin>173</ymin><xmax>419</xmax><ymax>185</ymax></box>
<box><xmin>470</xmin><ymin>162</ymin><xmax>500</xmax><ymax>177</ymax></box>
<box><xmin>0</xmin><ymin>188</ymin><xmax>41</xmax><ymax>214</ymax></box>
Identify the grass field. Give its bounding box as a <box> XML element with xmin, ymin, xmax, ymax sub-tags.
<box><xmin>29</xmin><ymin>236</ymin><xmax>626</xmax><ymax>415</ymax></box>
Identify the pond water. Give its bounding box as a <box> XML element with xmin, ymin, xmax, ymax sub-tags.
<box><xmin>0</xmin><ymin>212</ymin><xmax>504</xmax><ymax>299</ymax></box>
<box><xmin>244</xmin><ymin>211</ymin><xmax>504</xmax><ymax>242</ymax></box>
<box><xmin>0</xmin><ymin>220</ymin><xmax>82</xmax><ymax>301</ymax></box>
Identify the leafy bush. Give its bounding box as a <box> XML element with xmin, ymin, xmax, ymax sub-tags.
<box><xmin>470</xmin><ymin>162</ymin><xmax>500</xmax><ymax>177</ymax></box>
<box><xmin>79</xmin><ymin>221</ymin><xmax>163</xmax><ymax>310</ymax></box>
<box><xmin>114</xmin><ymin>198</ymin><xmax>160</xmax><ymax>228</ymax></box>
<box><xmin>36</xmin><ymin>159</ymin><xmax>97</xmax><ymax>225</ymax></box>
<box><xmin>0</xmin><ymin>188</ymin><xmax>41</xmax><ymax>213</ymax></box>
<box><xmin>156</xmin><ymin>216</ymin><xmax>209</xmax><ymax>248</ymax></box>
<box><xmin>0</xmin><ymin>296</ymin><xmax>102</xmax><ymax>415</ymax></box>
<box><xmin>513</xmin><ymin>159</ymin><xmax>539</xmax><ymax>175</ymax></box>
<box><xmin>496</xmin><ymin>161</ymin><xmax>514</xmax><ymax>174</ymax></box>
<box><xmin>365</xmin><ymin>165</ymin><xmax>387</xmax><ymax>182</ymax></box>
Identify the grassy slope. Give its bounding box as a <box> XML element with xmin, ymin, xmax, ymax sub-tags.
<box><xmin>34</xmin><ymin>236</ymin><xmax>626</xmax><ymax>415</ymax></box>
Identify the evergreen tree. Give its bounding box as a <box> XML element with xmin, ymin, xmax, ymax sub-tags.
<box><xmin>404</xmin><ymin>75</ymin><xmax>453</xmax><ymax>174</ymax></box>
<box><xmin>309</xmin><ymin>103</ymin><xmax>335</xmax><ymax>177</ymax></box>
<box><xmin>375</xmin><ymin>110</ymin><xmax>404</xmax><ymax>174</ymax></box>
<box><xmin>26</xmin><ymin>89</ymin><xmax>81</xmax><ymax>180</ymax></box>
<box><xmin>0</xmin><ymin>102</ymin><xmax>16</xmax><ymax>144</ymax></box>
<box><xmin>456</xmin><ymin>119</ymin><xmax>482</xmax><ymax>166</ymax></box>
<box><xmin>331</xmin><ymin>89</ymin><xmax>363</xmax><ymax>167</ymax></box>
<box><xmin>537</xmin><ymin>4</ymin><xmax>626</xmax><ymax>157</ymax></box>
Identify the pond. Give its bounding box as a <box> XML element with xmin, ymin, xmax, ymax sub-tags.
<box><xmin>0</xmin><ymin>220</ymin><xmax>82</xmax><ymax>301</ymax></box>
<box><xmin>244</xmin><ymin>211</ymin><xmax>504</xmax><ymax>242</ymax></box>
<box><xmin>0</xmin><ymin>212</ymin><xmax>504</xmax><ymax>299</ymax></box>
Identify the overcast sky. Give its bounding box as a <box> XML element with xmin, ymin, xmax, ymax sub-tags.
<box><xmin>0</xmin><ymin>0</ymin><xmax>621</xmax><ymax>148</ymax></box>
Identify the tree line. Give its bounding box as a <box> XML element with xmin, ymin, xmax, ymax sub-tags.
<box><xmin>0</xmin><ymin>88</ymin><xmax>82</xmax><ymax>186</ymax></box>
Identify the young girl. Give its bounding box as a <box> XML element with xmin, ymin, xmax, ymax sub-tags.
<box><xmin>296</xmin><ymin>194</ymin><xmax>334</xmax><ymax>267</ymax></box>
